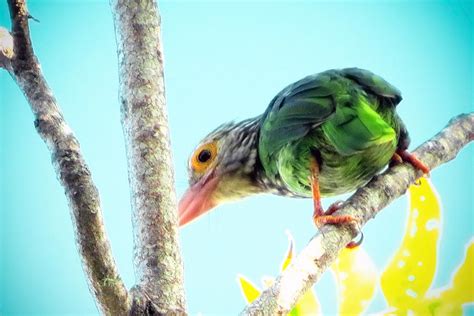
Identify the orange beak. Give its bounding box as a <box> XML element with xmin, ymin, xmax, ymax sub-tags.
<box><xmin>178</xmin><ymin>173</ymin><xmax>220</xmax><ymax>227</ymax></box>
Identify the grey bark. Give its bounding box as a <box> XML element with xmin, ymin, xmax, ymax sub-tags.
<box><xmin>5</xmin><ymin>0</ymin><xmax>130</xmax><ymax>315</ymax></box>
<box><xmin>110</xmin><ymin>0</ymin><xmax>187</xmax><ymax>314</ymax></box>
<box><xmin>241</xmin><ymin>113</ymin><xmax>474</xmax><ymax>315</ymax></box>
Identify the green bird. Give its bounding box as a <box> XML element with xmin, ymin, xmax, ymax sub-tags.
<box><xmin>179</xmin><ymin>68</ymin><xmax>428</xmax><ymax>245</ymax></box>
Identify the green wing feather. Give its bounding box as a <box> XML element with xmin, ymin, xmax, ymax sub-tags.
<box><xmin>321</xmin><ymin>97</ymin><xmax>396</xmax><ymax>156</ymax></box>
<box><xmin>259</xmin><ymin>68</ymin><xmax>401</xmax><ymax>182</ymax></box>
<box><xmin>259</xmin><ymin>73</ymin><xmax>338</xmax><ymax>176</ymax></box>
<box><xmin>341</xmin><ymin>68</ymin><xmax>402</xmax><ymax>106</ymax></box>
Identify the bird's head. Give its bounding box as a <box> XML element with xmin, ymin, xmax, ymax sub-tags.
<box><xmin>178</xmin><ymin>117</ymin><xmax>262</xmax><ymax>227</ymax></box>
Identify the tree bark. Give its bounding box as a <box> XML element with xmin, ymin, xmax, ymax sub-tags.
<box><xmin>5</xmin><ymin>1</ymin><xmax>130</xmax><ymax>315</ymax></box>
<box><xmin>241</xmin><ymin>113</ymin><xmax>474</xmax><ymax>315</ymax></box>
<box><xmin>110</xmin><ymin>0</ymin><xmax>187</xmax><ymax>314</ymax></box>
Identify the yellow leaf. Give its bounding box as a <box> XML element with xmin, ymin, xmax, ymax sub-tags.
<box><xmin>281</xmin><ymin>230</ymin><xmax>295</xmax><ymax>272</ymax></box>
<box><xmin>380</xmin><ymin>307</ymin><xmax>412</xmax><ymax>315</ymax></box>
<box><xmin>237</xmin><ymin>275</ymin><xmax>261</xmax><ymax>304</ymax></box>
<box><xmin>381</xmin><ymin>177</ymin><xmax>441</xmax><ymax>310</ymax></box>
<box><xmin>332</xmin><ymin>247</ymin><xmax>377</xmax><ymax>315</ymax></box>
<box><xmin>439</xmin><ymin>240</ymin><xmax>474</xmax><ymax>304</ymax></box>
<box><xmin>423</xmin><ymin>240</ymin><xmax>474</xmax><ymax>315</ymax></box>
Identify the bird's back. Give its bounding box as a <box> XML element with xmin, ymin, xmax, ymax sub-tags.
<box><xmin>258</xmin><ymin>68</ymin><xmax>406</xmax><ymax>197</ymax></box>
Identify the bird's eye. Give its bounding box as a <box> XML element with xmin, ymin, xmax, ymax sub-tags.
<box><xmin>191</xmin><ymin>142</ymin><xmax>217</xmax><ymax>173</ymax></box>
<box><xmin>198</xmin><ymin>149</ymin><xmax>212</xmax><ymax>163</ymax></box>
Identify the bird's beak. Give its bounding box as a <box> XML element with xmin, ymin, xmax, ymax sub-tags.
<box><xmin>178</xmin><ymin>172</ymin><xmax>220</xmax><ymax>227</ymax></box>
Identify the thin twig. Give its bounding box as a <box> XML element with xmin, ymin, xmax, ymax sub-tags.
<box><xmin>242</xmin><ymin>113</ymin><xmax>473</xmax><ymax>315</ymax></box>
<box><xmin>5</xmin><ymin>1</ymin><xmax>130</xmax><ymax>314</ymax></box>
<box><xmin>110</xmin><ymin>0</ymin><xmax>187</xmax><ymax>314</ymax></box>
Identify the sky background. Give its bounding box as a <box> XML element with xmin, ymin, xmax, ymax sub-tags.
<box><xmin>1</xmin><ymin>0</ymin><xmax>473</xmax><ymax>315</ymax></box>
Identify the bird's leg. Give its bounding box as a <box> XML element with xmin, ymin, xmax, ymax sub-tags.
<box><xmin>310</xmin><ymin>158</ymin><xmax>324</xmax><ymax>219</ymax></box>
<box><xmin>310</xmin><ymin>159</ymin><xmax>353</xmax><ymax>226</ymax></box>
<box><xmin>310</xmin><ymin>158</ymin><xmax>361</xmax><ymax>248</ymax></box>
<box><xmin>391</xmin><ymin>150</ymin><xmax>430</xmax><ymax>175</ymax></box>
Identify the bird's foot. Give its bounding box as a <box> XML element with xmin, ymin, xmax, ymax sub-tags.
<box><xmin>313</xmin><ymin>200</ymin><xmax>350</xmax><ymax>227</ymax></box>
<box><xmin>391</xmin><ymin>150</ymin><xmax>430</xmax><ymax>175</ymax></box>
<box><xmin>313</xmin><ymin>213</ymin><xmax>356</xmax><ymax>228</ymax></box>
<box><xmin>312</xmin><ymin>201</ymin><xmax>362</xmax><ymax>249</ymax></box>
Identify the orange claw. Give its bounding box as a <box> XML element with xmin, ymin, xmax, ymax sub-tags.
<box><xmin>395</xmin><ymin>150</ymin><xmax>430</xmax><ymax>175</ymax></box>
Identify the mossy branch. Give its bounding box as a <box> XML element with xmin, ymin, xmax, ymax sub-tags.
<box><xmin>110</xmin><ymin>0</ymin><xmax>187</xmax><ymax>314</ymax></box>
<box><xmin>5</xmin><ymin>0</ymin><xmax>130</xmax><ymax>314</ymax></box>
<box><xmin>241</xmin><ymin>113</ymin><xmax>473</xmax><ymax>315</ymax></box>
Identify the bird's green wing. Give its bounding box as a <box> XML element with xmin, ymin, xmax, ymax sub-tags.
<box><xmin>340</xmin><ymin>68</ymin><xmax>407</xmax><ymax>150</ymax></box>
<box><xmin>258</xmin><ymin>69</ymin><xmax>401</xmax><ymax>179</ymax></box>
<box><xmin>341</xmin><ymin>68</ymin><xmax>402</xmax><ymax>107</ymax></box>
<box><xmin>320</xmin><ymin>97</ymin><xmax>396</xmax><ymax>156</ymax></box>
<box><xmin>258</xmin><ymin>72</ymin><xmax>338</xmax><ymax>176</ymax></box>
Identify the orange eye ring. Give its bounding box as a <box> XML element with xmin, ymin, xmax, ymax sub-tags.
<box><xmin>191</xmin><ymin>142</ymin><xmax>217</xmax><ymax>174</ymax></box>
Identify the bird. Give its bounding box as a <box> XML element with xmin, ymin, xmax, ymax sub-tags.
<box><xmin>178</xmin><ymin>68</ymin><xmax>429</xmax><ymax>247</ymax></box>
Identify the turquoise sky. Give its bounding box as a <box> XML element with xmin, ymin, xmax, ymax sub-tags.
<box><xmin>1</xmin><ymin>0</ymin><xmax>473</xmax><ymax>314</ymax></box>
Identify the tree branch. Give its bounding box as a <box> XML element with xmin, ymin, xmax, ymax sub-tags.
<box><xmin>242</xmin><ymin>113</ymin><xmax>474</xmax><ymax>315</ymax></box>
<box><xmin>5</xmin><ymin>1</ymin><xmax>130</xmax><ymax>314</ymax></box>
<box><xmin>110</xmin><ymin>0</ymin><xmax>187</xmax><ymax>314</ymax></box>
